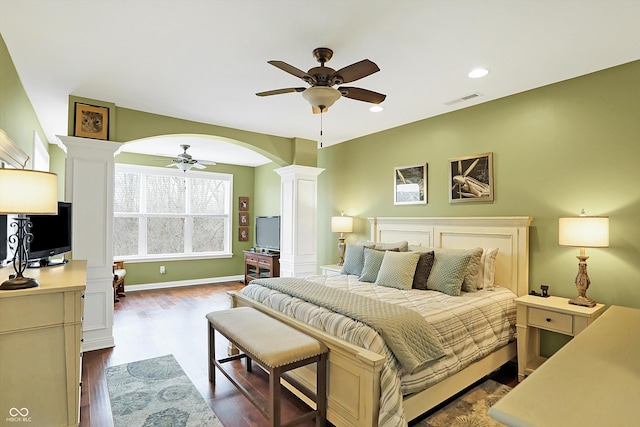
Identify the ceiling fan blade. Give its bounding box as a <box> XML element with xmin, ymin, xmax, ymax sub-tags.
<box><xmin>192</xmin><ymin>163</ymin><xmax>206</xmax><ymax>169</ymax></box>
<box><xmin>334</xmin><ymin>59</ymin><xmax>380</xmax><ymax>84</ymax></box>
<box><xmin>339</xmin><ymin>87</ymin><xmax>386</xmax><ymax>104</ymax></box>
<box><xmin>268</xmin><ymin>60</ymin><xmax>312</xmax><ymax>80</ymax></box>
<box><xmin>256</xmin><ymin>87</ymin><xmax>306</xmax><ymax>97</ymax></box>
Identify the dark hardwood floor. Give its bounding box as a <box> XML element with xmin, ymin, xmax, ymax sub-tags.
<box><xmin>80</xmin><ymin>282</ymin><xmax>518</xmax><ymax>427</ymax></box>
<box><xmin>80</xmin><ymin>281</ymin><xmax>319</xmax><ymax>427</ymax></box>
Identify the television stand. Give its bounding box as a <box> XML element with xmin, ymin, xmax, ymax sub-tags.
<box><xmin>243</xmin><ymin>250</ymin><xmax>280</xmax><ymax>285</ymax></box>
<box><xmin>28</xmin><ymin>256</ymin><xmax>69</xmax><ymax>268</ymax></box>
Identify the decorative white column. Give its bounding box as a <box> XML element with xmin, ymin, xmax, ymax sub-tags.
<box><xmin>58</xmin><ymin>135</ymin><xmax>120</xmax><ymax>351</ymax></box>
<box><xmin>275</xmin><ymin>165</ymin><xmax>324</xmax><ymax>278</ymax></box>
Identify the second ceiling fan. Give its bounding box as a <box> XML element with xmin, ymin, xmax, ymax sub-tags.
<box><xmin>256</xmin><ymin>47</ymin><xmax>386</xmax><ymax>113</ymax></box>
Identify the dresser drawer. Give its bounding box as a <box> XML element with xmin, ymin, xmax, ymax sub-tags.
<box><xmin>529</xmin><ymin>307</ymin><xmax>573</xmax><ymax>334</ymax></box>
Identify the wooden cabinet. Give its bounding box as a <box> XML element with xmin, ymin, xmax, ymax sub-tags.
<box><xmin>0</xmin><ymin>260</ymin><xmax>87</xmax><ymax>427</ymax></box>
<box><xmin>244</xmin><ymin>251</ymin><xmax>280</xmax><ymax>284</ymax></box>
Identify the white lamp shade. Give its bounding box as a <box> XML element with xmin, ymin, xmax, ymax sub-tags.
<box><xmin>331</xmin><ymin>215</ymin><xmax>353</xmax><ymax>233</ymax></box>
<box><xmin>0</xmin><ymin>169</ymin><xmax>58</xmax><ymax>214</ymax></box>
<box><xmin>558</xmin><ymin>216</ymin><xmax>609</xmax><ymax>247</ymax></box>
<box><xmin>302</xmin><ymin>86</ymin><xmax>342</xmax><ymax>110</ymax></box>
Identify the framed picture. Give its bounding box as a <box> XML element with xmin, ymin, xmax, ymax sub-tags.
<box><xmin>449</xmin><ymin>152</ymin><xmax>494</xmax><ymax>203</ymax></box>
<box><xmin>239</xmin><ymin>211</ymin><xmax>249</xmax><ymax>226</ymax></box>
<box><xmin>74</xmin><ymin>102</ymin><xmax>109</xmax><ymax>140</ymax></box>
<box><xmin>238</xmin><ymin>227</ymin><xmax>249</xmax><ymax>241</ymax></box>
<box><xmin>238</xmin><ymin>196</ymin><xmax>249</xmax><ymax>211</ymax></box>
<box><xmin>394</xmin><ymin>164</ymin><xmax>427</xmax><ymax>205</ymax></box>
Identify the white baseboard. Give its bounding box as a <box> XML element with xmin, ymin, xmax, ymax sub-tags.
<box><xmin>82</xmin><ymin>336</ymin><xmax>116</xmax><ymax>352</ymax></box>
<box><xmin>125</xmin><ymin>275</ymin><xmax>244</xmax><ymax>292</ymax></box>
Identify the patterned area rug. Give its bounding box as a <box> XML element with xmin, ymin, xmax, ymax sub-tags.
<box><xmin>414</xmin><ymin>379</ymin><xmax>511</xmax><ymax>427</ymax></box>
<box><xmin>106</xmin><ymin>354</ymin><xmax>222</xmax><ymax>427</ymax></box>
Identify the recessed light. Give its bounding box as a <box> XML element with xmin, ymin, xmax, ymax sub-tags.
<box><xmin>369</xmin><ymin>105</ymin><xmax>384</xmax><ymax>112</ymax></box>
<box><xmin>468</xmin><ymin>68</ymin><xmax>489</xmax><ymax>78</ymax></box>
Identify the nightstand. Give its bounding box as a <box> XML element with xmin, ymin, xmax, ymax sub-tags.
<box><xmin>515</xmin><ymin>294</ymin><xmax>606</xmax><ymax>381</ymax></box>
<box><xmin>320</xmin><ymin>264</ymin><xmax>343</xmax><ymax>276</ymax></box>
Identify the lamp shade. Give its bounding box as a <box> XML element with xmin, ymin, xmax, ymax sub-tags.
<box><xmin>331</xmin><ymin>215</ymin><xmax>353</xmax><ymax>233</ymax></box>
<box><xmin>0</xmin><ymin>169</ymin><xmax>58</xmax><ymax>214</ymax></box>
<box><xmin>558</xmin><ymin>216</ymin><xmax>609</xmax><ymax>248</ymax></box>
<box><xmin>302</xmin><ymin>86</ymin><xmax>342</xmax><ymax>111</ymax></box>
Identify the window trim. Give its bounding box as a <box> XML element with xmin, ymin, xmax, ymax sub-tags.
<box><xmin>114</xmin><ymin>164</ymin><xmax>233</xmax><ymax>262</ymax></box>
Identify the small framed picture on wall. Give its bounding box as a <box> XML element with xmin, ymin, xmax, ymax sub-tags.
<box><xmin>239</xmin><ymin>196</ymin><xmax>249</xmax><ymax>211</ymax></box>
<box><xmin>239</xmin><ymin>227</ymin><xmax>249</xmax><ymax>241</ymax></box>
<box><xmin>74</xmin><ymin>102</ymin><xmax>109</xmax><ymax>140</ymax></box>
<box><xmin>239</xmin><ymin>211</ymin><xmax>249</xmax><ymax>226</ymax></box>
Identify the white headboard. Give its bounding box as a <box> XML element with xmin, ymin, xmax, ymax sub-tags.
<box><xmin>368</xmin><ymin>216</ymin><xmax>532</xmax><ymax>296</ymax></box>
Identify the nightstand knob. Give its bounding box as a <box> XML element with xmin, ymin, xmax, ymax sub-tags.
<box><xmin>546</xmin><ymin>318</ymin><xmax>551</xmax><ymax>322</ymax></box>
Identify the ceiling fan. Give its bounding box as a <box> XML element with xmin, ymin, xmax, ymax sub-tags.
<box><xmin>167</xmin><ymin>144</ymin><xmax>215</xmax><ymax>172</ymax></box>
<box><xmin>256</xmin><ymin>47</ymin><xmax>386</xmax><ymax>113</ymax></box>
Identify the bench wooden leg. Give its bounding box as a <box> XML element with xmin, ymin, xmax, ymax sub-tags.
<box><xmin>208</xmin><ymin>323</ymin><xmax>216</xmax><ymax>385</ymax></box>
<box><xmin>316</xmin><ymin>353</ymin><xmax>327</xmax><ymax>427</ymax></box>
<box><xmin>270</xmin><ymin>367</ymin><xmax>282</xmax><ymax>427</ymax></box>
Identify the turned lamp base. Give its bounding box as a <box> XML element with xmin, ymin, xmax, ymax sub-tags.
<box><xmin>0</xmin><ymin>275</ymin><xmax>40</xmax><ymax>290</ymax></box>
<box><xmin>569</xmin><ymin>295</ymin><xmax>596</xmax><ymax>308</ymax></box>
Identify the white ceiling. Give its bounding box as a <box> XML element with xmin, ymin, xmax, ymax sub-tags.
<box><xmin>1</xmin><ymin>0</ymin><xmax>640</xmax><ymax>167</ymax></box>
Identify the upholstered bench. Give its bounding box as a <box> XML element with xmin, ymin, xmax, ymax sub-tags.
<box><xmin>206</xmin><ymin>307</ymin><xmax>328</xmax><ymax>427</ymax></box>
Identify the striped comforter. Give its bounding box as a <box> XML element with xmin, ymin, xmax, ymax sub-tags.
<box><xmin>240</xmin><ymin>273</ymin><xmax>516</xmax><ymax>427</ymax></box>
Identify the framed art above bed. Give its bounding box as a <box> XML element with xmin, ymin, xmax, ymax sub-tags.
<box><xmin>449</xmin><ymin>153</ymin><xmax>493</xmax><ymax>203</ymax></box>
<box><xmin>394</xmin><ymin>164</ymin><xmax>427</xmax><ymax>205</ymax></box>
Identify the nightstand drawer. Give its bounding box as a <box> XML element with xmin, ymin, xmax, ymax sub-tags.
<box><xmin>529</xmin><ymin>307</ymin><xmax>573</xmax><ymax>334</ymax></box>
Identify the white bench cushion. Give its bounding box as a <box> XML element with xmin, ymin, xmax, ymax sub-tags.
<box><xmin>207</xmin><ymin>307</ymin><xmax>327</xmax><ymax>368</ymax></box>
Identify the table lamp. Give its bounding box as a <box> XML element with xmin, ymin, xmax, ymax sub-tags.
<box><xmin>558</xmin><ymin>210</ymin><xmax>609</xmax><ymax>307</ymax></box>
<box><xmin>0</xmin><ymin>168</ymin><xmax>58</xmax><ymax>290</ymax></box>
<box><xmin>331</xmin><ymin>212</ymin><xmax>353</xmax><ymax>266</ymax></box>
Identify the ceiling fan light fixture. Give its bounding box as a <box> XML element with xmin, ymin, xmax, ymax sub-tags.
<box><xmin>176</xmin><ymin>161</ymin><xmax>193</xmax><ymax>172</ymax></box>
<box><xmin>302</xmin><ymin>86</ymin><xmax>342</xmax><ymax>111</ymax></box>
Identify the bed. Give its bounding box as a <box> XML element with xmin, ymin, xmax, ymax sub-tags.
<box><xmin>228</xmin><ymin>216</ymin><xmax>532</xmax><ymax>427</ymax></box>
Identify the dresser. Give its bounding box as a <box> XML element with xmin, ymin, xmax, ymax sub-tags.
<box><xmin>0</xmin><ymin>260</ymin><xmax>86</xmax><ymax>427</ymax></box>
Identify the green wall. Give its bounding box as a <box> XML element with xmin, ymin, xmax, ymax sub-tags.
<box><xmin>318</xmin><ymin>60</ymin><xmax>640</xmax><ymax>354</ymax></box>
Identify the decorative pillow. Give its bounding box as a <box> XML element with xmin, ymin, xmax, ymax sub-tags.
<box><xmin>433</xmin><ymin>247</ymin><xmax>483</xmax><ymax>292</ymax></box>
<box><xmin>359</xmin><ymin>248</ymin><xmax>387</xmax><ymax>283</ymax></box>
<box><xmin>340</xmin><ymin>244</ymin><xmax>371</xmax><ymax>276</ymax></box>
<box><xmin>374</xmin><ymin>241</ymin><xmax>409</xmax><ymax>252</ymax></box>
<box><xmin>375</xmin><ymin>251</ymin><xmax>420</xmax><ymax>290</ymax></box>
<box><xmin>359</xmin><ymin>248</ymin><xmax>401</xmax><ymax>283</ymax></box>
<box><xmin>426</xmin><ymin>252</ymin><xmax>473</xmax><ymax>296</ymax></box>
<box><xmin>478</xmin><ymin>248</ymin><xmax>499</xmax><ymax>289</ymax></box>
<box><xmin>412</xmin><ymin>251</ymin><xmax>435</xmax><ymax>290</ymax></box>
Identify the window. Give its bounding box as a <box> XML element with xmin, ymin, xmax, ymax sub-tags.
<box><xmin>113</xmin><ymin>164</ymin><xmax>232</xmax><ymax>261</ymax></box>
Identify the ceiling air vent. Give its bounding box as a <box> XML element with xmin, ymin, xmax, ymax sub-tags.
<box><xmin>444</xmin><ymin>92</ymin><xmax>482</xmax><ymax>106</ymax></box>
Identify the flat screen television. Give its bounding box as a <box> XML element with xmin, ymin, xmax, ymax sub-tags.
<box><xmin>28</xmin><ymin>201</ymin><xmax>72</xmax><ymax>267</ymax></box>
<box><xmin>255</xmin><ymin>215</ymin><xmax>280</xmax><ymax>252</ymax></box>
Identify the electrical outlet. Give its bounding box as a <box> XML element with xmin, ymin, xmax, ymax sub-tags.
<box><xmin>160</xmin><ymin>265</ymin><xmax>166</xmax><ymax>274</ymax></box>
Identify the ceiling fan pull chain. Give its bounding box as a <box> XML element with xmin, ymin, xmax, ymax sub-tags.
<box><xmin>320</xmin><ymin>109</ymin><xmax>324</xmax><ymax>148</ymax></box>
